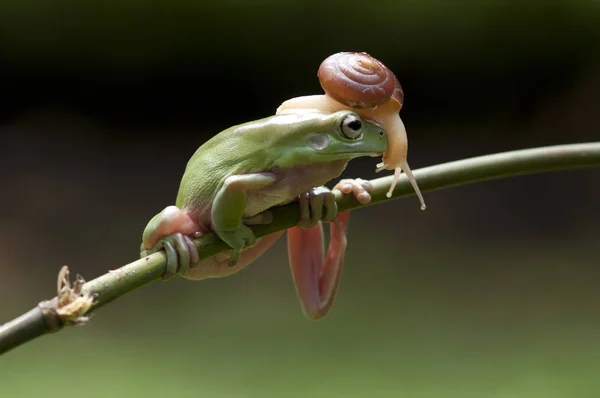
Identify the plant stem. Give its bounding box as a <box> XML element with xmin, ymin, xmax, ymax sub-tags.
<box><xmin>1</xmin><ymin>142</ymin><xmax>599</xmax><ymax>356</ymax></box>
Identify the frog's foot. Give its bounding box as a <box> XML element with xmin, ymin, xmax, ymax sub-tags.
<box><xmin>297</xmin><ymin>186</ymin><xmax>338</xmax><ymax>229</ymax></box>
<box><xmin>140</xmin><ymin>205</ymin><xmax>202</xmax><ymax>280</ymax></box>
<box><xmin>332</xmin><ymin>178</ymin><xmax>373</xmax><ymax>205</ymax></box>
<box><xmin>209</xmin><ymin>210</ymin><xmax>273</xmax><ymax>268</ymax></box>
<box><xmin>142</xmin><ymin>233</ymin><xmax>200</xmax><ymax>280</ymax></box>
<box><xmin>210</xmin><ymin>221</ymin><xmax>259</xmax><ymax>268</ymax></box>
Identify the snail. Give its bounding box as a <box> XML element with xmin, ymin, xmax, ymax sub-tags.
<box><xmin>276</xmin><ymin>52</ymin><xmax>426</xmax><ymax>210</ymax></box>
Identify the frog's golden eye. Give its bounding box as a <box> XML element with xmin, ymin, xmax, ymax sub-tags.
<box><xmin>340</xmin><ymin>114</ymin><xmax>362</xmax><ymax>139</ymax></box>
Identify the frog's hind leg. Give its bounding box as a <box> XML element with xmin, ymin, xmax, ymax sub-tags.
<box><xmin>139</xmin><ymin>205</ymin><xmax>202</xmax><ymax>280</ymax></box>
<box><xmin>287</xmin><ymin>178</ymin><xmax>371</xmax><ymax>320</ymax></box>
<box><xmin>184</xmin><ymin>231</ymin><xmax>285</xmax><ymax>280</ymax></box>
<box><xmin>287</xmin><ymin>212</ymin><xmax>350</xmax><ymax>320</ymax></box>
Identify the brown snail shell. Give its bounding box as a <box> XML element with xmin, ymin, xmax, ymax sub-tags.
<box><xmin>317</xmin><ymin>52</ymin><xmax>403</xmax><ymax>110</ymax></box>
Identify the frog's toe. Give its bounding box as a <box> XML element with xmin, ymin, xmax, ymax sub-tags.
<box><xmin>333</xmin><ymin>178</ymin><xmax>373</xmax><ymax>205</ymax></box>
<box><xmin>162</xmin><ymin>238</ymin><xmax>179</xmax><ymax>280</ymax></box>
<box><xmin>320</xmin><ymin>188</ymin><xmax>337</xmax><ymax>223</ymax></box>
<box><xmin>185</xmin><ymin>235</ymin><xmax>200</xmax><ymax>268</ymax></box>
<box><xmin>228</xmin><ymin>248</ymin><xmax>242</xmax><ymax>268</ymax></box>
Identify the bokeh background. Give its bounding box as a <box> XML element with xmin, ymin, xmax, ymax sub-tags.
<box><xmin>1</xmin><ymin>1</ymin><xmax>599</xmax><ymax>396</ymax></box>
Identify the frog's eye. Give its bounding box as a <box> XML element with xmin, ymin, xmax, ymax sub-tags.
<box><xmin>340</xmin><ymin>114</ymin><xmax>362</xmax><ymax>139</ymax></box>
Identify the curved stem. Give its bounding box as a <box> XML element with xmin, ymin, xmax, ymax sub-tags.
<box><xmin>1</xmin><ymin>142</ymin><xmax>599</xmax><ymax>356</ymax></box>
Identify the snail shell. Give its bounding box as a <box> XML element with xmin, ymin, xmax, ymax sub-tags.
<box><xmin>317</xmin><ymin>52</ymin><xmax>403</xmax><ymax>110</ymax></box>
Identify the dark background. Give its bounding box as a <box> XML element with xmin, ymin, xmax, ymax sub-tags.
<box><xmin>1</xmin><ymin>1</ymin><xmax>599</xmax><ymax>396</ymax></box>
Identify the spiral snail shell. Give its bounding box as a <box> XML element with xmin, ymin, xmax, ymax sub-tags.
<box><xmin>276</xmin><ymin>52</ymin><xmax>425</xmax><ymax>210</ymax></box>
<box><xmin>317</xmin><ymin>52</ymin><xmax>404</xmax><ymax>110</ymax></box>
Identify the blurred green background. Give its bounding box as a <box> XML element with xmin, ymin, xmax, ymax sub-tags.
<box><xmin>1</xmin><ymin>1</ymin><xmax>599</xmax><ymax>397</ymax></box>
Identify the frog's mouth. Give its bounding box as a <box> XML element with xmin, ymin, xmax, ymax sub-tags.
<box><xmin>322</xmin><ymin>151</ymin><xmax>384</xmax><ymax>159</ymax></box>
<box><xmin>309</xmin><ymin>135</ymin><xmax>386</xmax><ymax>157</ymax></box>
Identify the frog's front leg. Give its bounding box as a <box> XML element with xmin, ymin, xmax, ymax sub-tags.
<box><xmin>211</xmin><ymin>172</ymin><xmax>277</xmax><ymax>266</ymax></box>
<box><xmin>287</xmin><ymin>178</ymin><xmax>372</xmax><ymax>320</ymax></box>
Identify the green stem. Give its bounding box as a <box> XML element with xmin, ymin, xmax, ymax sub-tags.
<box><xmin>1</xmin><ymin>142</ymin><xmax>599</xmax><ymax>356</ymax></box>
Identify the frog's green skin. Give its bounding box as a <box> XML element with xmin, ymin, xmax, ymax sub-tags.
<box><xmin>140</xmin><ymin>110</ymin><xmax>387</xmax><ymax>319</ymax></box>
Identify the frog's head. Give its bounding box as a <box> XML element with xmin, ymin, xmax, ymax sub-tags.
<box><xmin>271</xmin><ymin>110</ymin><xmax>388</xmax><ymax>168</ymax></box>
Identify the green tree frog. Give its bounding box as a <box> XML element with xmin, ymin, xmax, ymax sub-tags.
<box><xmin>140</xmin><ymin>110</ymin><xmax>387</xmax><ymax>319</ymax></box>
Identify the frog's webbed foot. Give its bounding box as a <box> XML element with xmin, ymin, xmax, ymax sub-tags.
<box><xmin>141</xmin><ymin>233</ymin><xmax>200</xmax><ymax>280</ymax></box>
<box><xmin>332</xmin><ymin>178</ymin><xmax>373</xmax><ymax>205</ymax></box>
<box><xmin>209</xmin><ymin>210</ymin><xmax>273</xmax><ymax>267</ymax></box>
<box><xmin>297</xmin><ymin>186</ymin><xmax>338</xmax><ymax>229</ymax></box>
<box><xmin>295</xmin><ymin>179</ymin><xmax>372</xmax><ymax>229</ymax></box>
<box><xmin>216</xmin><ymin>224</ymin><xmax>258</xmax><ymax>267</ymax></box>
<box><xmin>139</xmin><ymin>205</ymin><xmax>202</xmax><ymax>280</ymax></box>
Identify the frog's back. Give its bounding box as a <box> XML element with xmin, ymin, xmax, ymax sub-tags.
<box><xmin>175</xmin><ymin>118</ymin><xmax>278</xmax><ymax>211</ymax></box>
